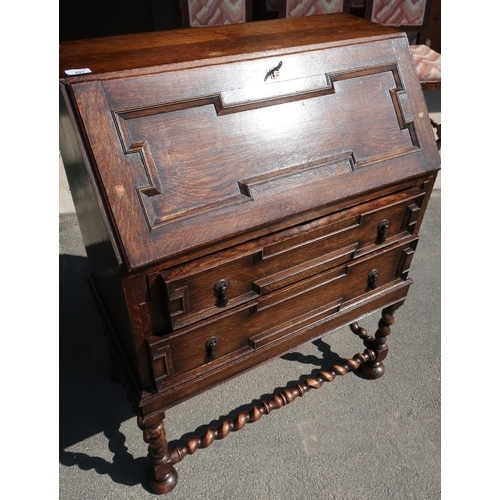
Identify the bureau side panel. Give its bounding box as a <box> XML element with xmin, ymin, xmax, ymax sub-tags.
<box><xmin>59</xmin><ymin>84</ymin><xmax>143</xmax><ymax>383</ymax></box>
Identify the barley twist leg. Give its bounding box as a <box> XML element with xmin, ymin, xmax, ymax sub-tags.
<box><xmin>137</xmin><ymin>412</ymin><xmax>178</xmax><ymax>494</ymax></box>
<box><xmin>350</xmin><ymin>302</ymin><xmax>402</xmax><ymax>379</ymax></box>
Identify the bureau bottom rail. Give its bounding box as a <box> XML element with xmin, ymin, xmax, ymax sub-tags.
<box><xmin>134</xmin><ymin>302</ymin><xmax>401</xmax><ymax>494</ymax></box>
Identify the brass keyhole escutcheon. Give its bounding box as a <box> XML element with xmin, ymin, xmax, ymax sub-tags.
<box><xmin>214</xmin><ymin>279</ymin><xmax>229</xmax><ymax>308</ymax></box>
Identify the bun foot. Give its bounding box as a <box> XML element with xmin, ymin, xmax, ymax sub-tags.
<box><xmin>362</xmin><ymin>361</ymin><xmax>385</xmax><ymax>379</ymax></box>
<box><xmin>151</xmin><ymin>468</ymin><xmax>178</xmax><ymax>494</ymax></box>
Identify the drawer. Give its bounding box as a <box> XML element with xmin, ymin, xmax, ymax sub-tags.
<box><xmin>149</xmin><ymin>236</ymin><xmax>418</xmax><ymax>393</ymax></box>
<box><xmin>160</xmin><ymin>187</ymin><xmax>425</xmax><ymax>331</ymax></box>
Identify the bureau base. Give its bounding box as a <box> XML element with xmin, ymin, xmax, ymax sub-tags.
<box><xmin>91</xmin><ymin>275</ymin><xmax>407</xmax><ymax>494</ymax></box>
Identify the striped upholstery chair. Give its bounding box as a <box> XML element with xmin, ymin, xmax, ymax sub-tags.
<box><xmin>279</xmin><ymin>0</ymin><xmax>348</xmax><ymax>17</ymax></box>
<box><xmin>365</xmin><ymin>0</ymin><xmax>432</xmax><ymax>44</ymax></box>
<box><xmin>410</xmin><ymin>43</ymin><xmax>441</xmax><ymax>90</ymax></box>
<box><xmin>180</xmin><ymin>0</ymin><xmax>252</xmax><ymax>27</ymax></box>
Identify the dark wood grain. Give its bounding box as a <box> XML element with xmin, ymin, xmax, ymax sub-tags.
<box><xmin>60</xmin><ymin>13</ymin><xmax>440</xmax><ymax>494</ymax></box>
<box><xmin>62</xmin><ymin>30</ymin><xmax>438</xmax><ymax>270</ymax></box>
<box><xmin>59</xmin><ymin>13</ymin><xmax>399</xmax><ymax>79</ymax></box>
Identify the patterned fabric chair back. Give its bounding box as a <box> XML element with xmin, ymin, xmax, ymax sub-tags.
<box><xmin>282</xmin><ymin>0</ymin><xmax>348</xmax><ymax>18</ymax></box>
<box><xmin>410</xmin><ymin>44</ymin><xmax>440</xmax><ymax>90</ymax></box>
<box><xmin>365</xmin><ymin>0</ymin><xmax>431</xmax><ymax>29</ymax></box>
<box><xmin>181</xmin><ymin>0</ymin><xmax>251</xmax><ymax>27</ymax></box>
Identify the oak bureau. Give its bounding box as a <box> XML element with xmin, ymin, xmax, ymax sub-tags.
<box><xmin>59</xmin><ymin>13</ymin><xmax>440</xmax><ymax>494</ymax></box>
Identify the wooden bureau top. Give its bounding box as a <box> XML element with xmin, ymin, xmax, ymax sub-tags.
<box><xmin>59</xmin><ymin>13</ymin><xmax>400</xmax><ymax>80</ymax></box>
<box><xmin>59</xmin><ymin>13</ymin><xmax>439</xmax><ymax>272</ymax></box>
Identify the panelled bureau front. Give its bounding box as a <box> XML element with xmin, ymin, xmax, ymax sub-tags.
<box><xmin>59</xmin><ymin>13</ymin><xmax>440</xmax><ymax>494</ymax></box>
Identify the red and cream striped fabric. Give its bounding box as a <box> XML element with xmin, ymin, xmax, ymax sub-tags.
<box><xmin>370</xmin><ymin>0</ymin><xmax>427</xmax><ymax>26</ymax></box>
<box><xmin>187</xmin><ymin>0</ymin><xmax>247</xmax><ymax>26</ymax></box>
<box><xmin>285</xmin><ymin>0</ymin><xmax>345</xmax><ymax>17</ymax></box>
<box><xmin>410</xmin><ymin>44</ymin><xmax>441</xmax><ymax>83</ymax></box>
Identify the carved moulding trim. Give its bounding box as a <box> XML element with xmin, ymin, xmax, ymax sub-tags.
<box><xmin>112</xmin><ymin>62</ymin><xmax>420</xmax><ymax>230</ymax></box>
